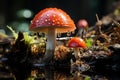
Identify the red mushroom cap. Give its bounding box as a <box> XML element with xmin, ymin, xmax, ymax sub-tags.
<box><xmin>77</xmin><ymin>19</ymin><xmax>88</xmax><ymax>28</ymax></box>
<box><xmin>67</xmin><ymin>37</ymin><xmax>86</xmax><ymax>48</ymax></box>
<box><xmin>30</xmin><ymin>8</ymin><xmax>76</xmax><ymax>33</ymax></box>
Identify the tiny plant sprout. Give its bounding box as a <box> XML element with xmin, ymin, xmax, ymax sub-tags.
<box><xmin>67</xmin><ymin>37</ymin><xmax>86</xmax><ymax>59</ymax></box>
<box><xmin>29</xmin><ymin>8</ymin><xmax>76</xmax><ymax>63</ymax></box>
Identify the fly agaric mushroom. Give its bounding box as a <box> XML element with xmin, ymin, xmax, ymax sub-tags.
<box><xmin>76</xmin><ymin>19</ymin><xmax>88</xmax><ymax>38</ymax></box>
<box><xmin>67</xmin><ymin>37</ymin><xmax>86</xmax><ymax>59</ymax></box>
<box><xmin>30</xmin><ymin>8</ymin><xmax>76</xmax><ymax>62</ymax></box>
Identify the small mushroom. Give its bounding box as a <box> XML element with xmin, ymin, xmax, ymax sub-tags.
<box><xmin>30</xmin><ymin>8</ymin><xmax>76</xmax><ymax>62</ymax></box>
<box><xmin>67</xmin><ymin>37</ymin><xmax>86</xmax><ymax>59</ymax></box>
<box><xmin>76</xmin><ymin>19</ymin><xmax>88</xmax><ymax>38</ymax></box>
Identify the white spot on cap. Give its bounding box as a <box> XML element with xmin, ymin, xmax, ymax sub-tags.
<box><xmin>57</xmin><ymin>22</ymin><xmax>60</xmax><ymax>24</ymax></box>
<box><xmin>55</xmin><ymin>19</ymin><xmax>58</xmax><ymax>21</ymax></box>
<box><xmin>46</xmin><ymin>14</ymin><xmax>49</xmax><ymax>17</ymax></box>
<box><xmin>52</xmin><ymin>23</ymin><xmax>55</xmax><ymax>25</ymax></box>
<box><xmin>60</xmin><ymin>13</ymin><xmax>67</xmax><ymax>21</ymax></box>
<box><xmin>53</xmin><ymin>14</ymin><xmax>56</xmax><ymax>17</ymax></box>
<box><xmin>36</xmin><ymin>20</ymin><xmax>39</xmax><ymax>23</ymax></box>
<box><xmin>48</xmin><ymin>22</ymin><xmax>51</xmax><ymax>24</ymax></box>
<box><xmin>52</xmin><ymin>20</ymin><xmax>55</xmax><ymax>22</ymax></box>
<box><xmin>42</xmin><ymin>21</ymin><xmax>44</xmax><ymax>24</ymax></box>
<box><xmin>31</xmin><ymin>21</ymin><xmax>33</xmax><ymax>24</ymax></box>
<box><xmin>40</xmin><ymin>18</ymin><xmax>43</xmax><ymax>21</ymax></box>
<box><xmin>79</xmin><ymin>38</ymin><xmax>83</xmax><ymax>42</ymax></box>
<box><xmin>48</xmin><ymin>19</ymin><xmax>50</xmax><ymax>21</ymax></box>
<box><xmin>45</xmin><ymin>19</ymin><xmax>48</xmax><ymax>22</ymax></box>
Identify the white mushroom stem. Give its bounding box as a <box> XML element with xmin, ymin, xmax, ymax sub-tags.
<box><xmin>46</xmin><ymin>28</ymin><xmax>56</xmax><ymax>50</ymax></box>
<box><xmin>76</xmin><ymin>28</ymin><xmax>85</xmax><ymax>38</ymax></box>
<box><xmin>74</xmin><ymin>48</ymin><xmax>81</xmax><ymax>59</ymax></box>
<box><xmin>44</xmin><ymin>28</ymin><xmax>56</xmax><ymax>62</ymax></box>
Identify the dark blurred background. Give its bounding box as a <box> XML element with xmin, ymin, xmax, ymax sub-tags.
<box><xmin>0</xmin><ymin>0</ymin><xmax>117</xmax><ymax>35</ymax></box>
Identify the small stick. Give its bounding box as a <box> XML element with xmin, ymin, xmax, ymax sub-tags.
<box><xmin>96</xmin><ymin>14</ymin><xmax>99</xmax><ymax>22</ymax></box>
<box><xmin>113</xmin><ymin>20</ymin><xmax>120</xmax><ymax>27</ymax></box>
<box><xmin>93</xmin><ymin>14</ymin><xmax>103</xmax><ymax>46</ymax></box>
<box><xmin>96</xmin><ymin>14</ymin><xmax>102</xmax><ymax>34</ymax></box>
<box><xmin>95</xmin><ymin>14</ymin><xmax>109</xmax><ymax>43</ymax></box>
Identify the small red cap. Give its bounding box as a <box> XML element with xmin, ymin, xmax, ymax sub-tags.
<box><xmin>77</xmin><ymin>19</ymin><xmax>88</xmax><ymax>28</ymax></box>
<box><xmin>67</xmin><ymin>37</ymin><xmax>86</xmax><ymax>48</ymax></box>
